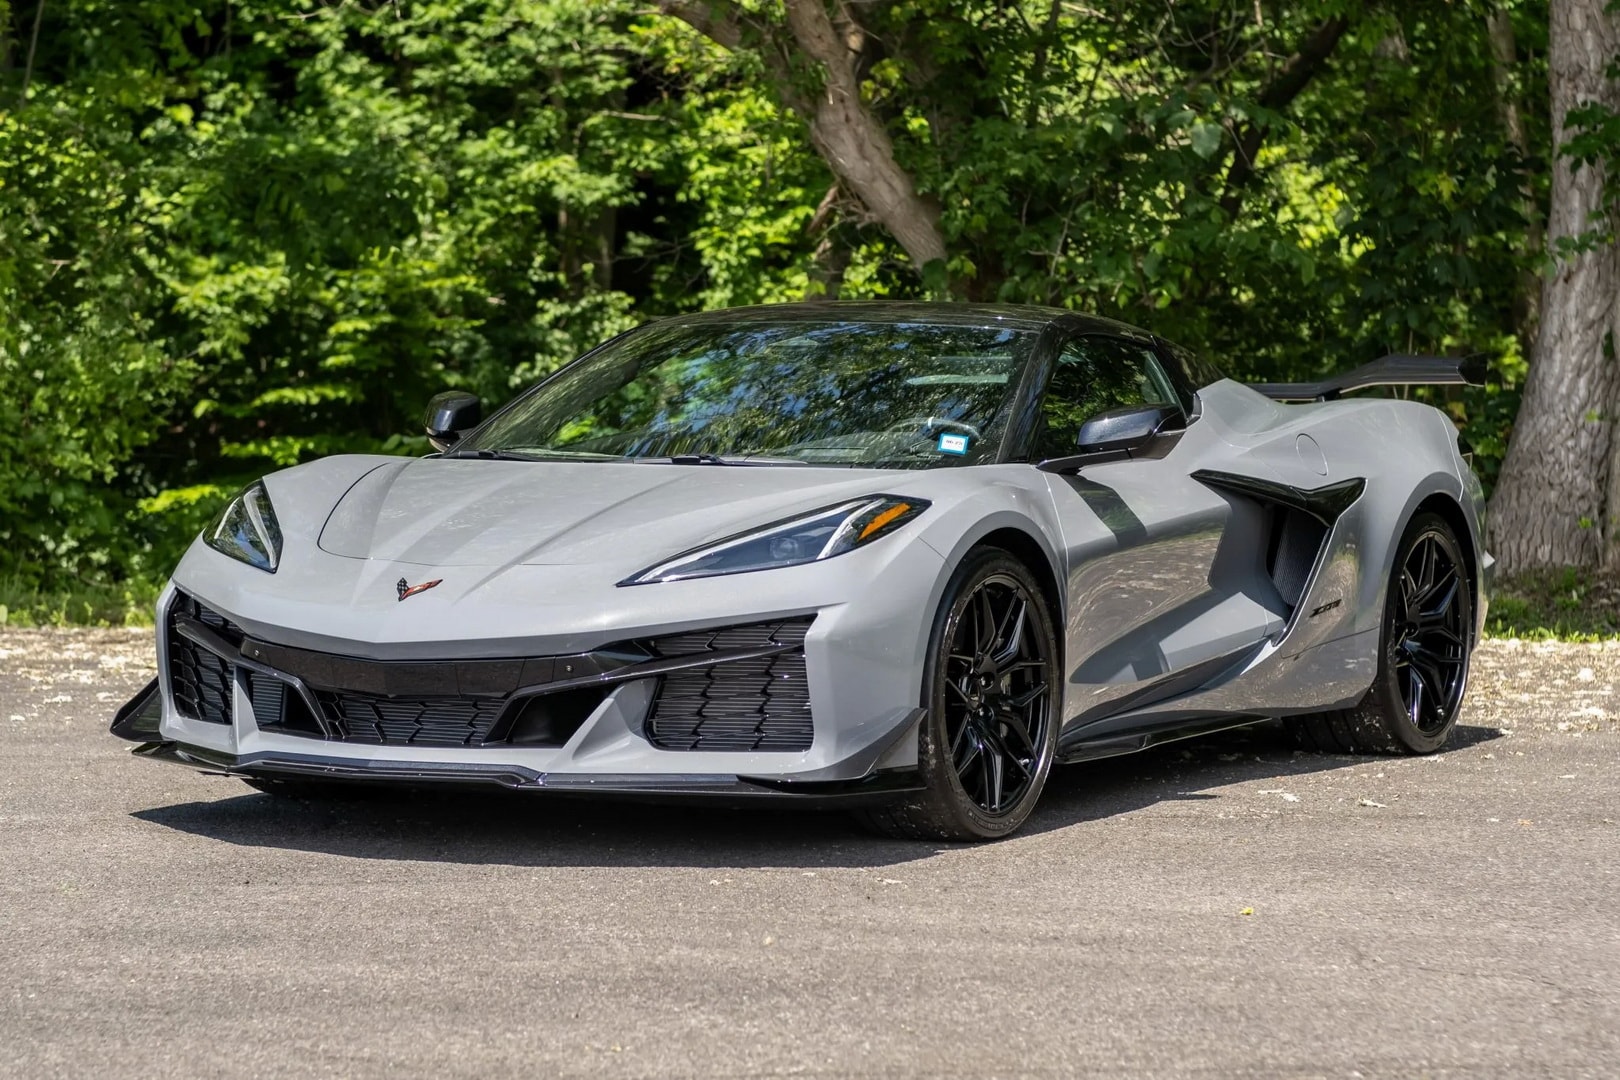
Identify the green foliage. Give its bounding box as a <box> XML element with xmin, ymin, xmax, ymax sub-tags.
<box><xmin>1487</xmin><ymin>570</ymin><xmax>1620</xmax><ymax>640</ymax></box>
<box><xmin>0</xmin><ymin>573</ymin><xmax>162</xmax><ymax>628</ymax></box>
<box><xmin>0</xmin><ymin>0</ymin><xmax>1553</xmax><ymax>605</ymax></box>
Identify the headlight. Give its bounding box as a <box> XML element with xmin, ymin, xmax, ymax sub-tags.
<box><xmin>622</xmin><ymin>495</ymin><xmax>929</xmax><ymax>585</ymax></box>
<box><xmin>205</xmin><ymin>480</ymin><xmax>282</xmax><ymax>573</ymax></box>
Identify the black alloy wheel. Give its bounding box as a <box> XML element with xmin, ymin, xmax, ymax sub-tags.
<box><xmin>859</xmin><ymin>548</ymin><xmax>1060</xmax><ymax>840</ymax></box>
<box><xmin>1390</xmin><ymin>524</ymin><xmax>1470</xmax><ymax>734</ymax></box>
<box><xmin>942</xmin><ymin>572</ymin><xmax>1051</xmax><ymax>814</ymax></box>
<box><xmin>1287</xmin><ymin>511</ymin><xmax>1474</xmax><ymax>755</ymax></box>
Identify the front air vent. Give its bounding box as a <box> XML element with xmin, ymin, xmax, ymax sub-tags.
<box><xmin>315</xmin><ymin>691</ymin><xmax>507</xmax><ymax>747</ymax></box>
<box><xmin>166</xmin><ymin>593</ymin><xmax>243</xmax><ymax>726</ymax></box>
<box><xmin>644</xmin><ymin>618</ymin><xmax>814</xmax><ymax>752</ymax></box>
<box><xmin>245</xmin><ymin>671</ymin><xmax>324</xmax><ymax>736</ymax></box>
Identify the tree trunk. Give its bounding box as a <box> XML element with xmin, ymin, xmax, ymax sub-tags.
<box><xmin>780</xmin><ymin>0</ymin><xmax>945</xmax><ymax>274</ymax></box>
<box><xmin>1490</xmin><ymin>0</ymin><xmax>1620</xmax><ymax>573</ymax></box>
<box><xmin>661</xmin><ymin>0</ymin><xmax>947</xmax><ymax>279</ymax></box>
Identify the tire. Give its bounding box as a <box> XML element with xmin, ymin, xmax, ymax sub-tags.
<box><xmin>858</xmin><ymin>548</ymin><xmax>1061</xmax><ymax>841</ymax></box>
<box><xmin>1287</xmin><ymin>510</ymin><xmax>1474</xmax><ymax>755</ymax></box>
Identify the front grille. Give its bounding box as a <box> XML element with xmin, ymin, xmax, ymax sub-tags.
<box><xmin>167</xmin><ymin>593</ymin><xmax>816</xmax><ymax>752</ymax></box>
<box><xmin>315</xmin><ymin>692</ymin><xmax>506</xmax><ymax>747</ymax></box>
<box><xmin>167</xmin><ymin>594</ymin><xmax>242</xmax><ymax>725</ymax></box>
<box><xmin>645</xmin><ymin>618</ymin><xmax>814</xmax><ymax>752</ymax></box>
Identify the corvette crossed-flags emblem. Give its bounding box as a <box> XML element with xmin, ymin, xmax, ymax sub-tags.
<box><xmin>396</xmin><ymin>577</ymin><xmax>443</xmax><ymax>602</ymax></box>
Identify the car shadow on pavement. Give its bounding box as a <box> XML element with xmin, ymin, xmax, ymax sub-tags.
<box><xmin>131</xmin><ymin>722</ymin><xmax>1504</xmax><ymax>869</ymax></box>
<box><xmin>1022</xmin><ymin>720</ymin><xmax>1503</xmax><ymax>838</ymax></box>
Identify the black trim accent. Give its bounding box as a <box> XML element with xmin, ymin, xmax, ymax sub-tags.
<box><xmin>1057</xmin><ymin>715</ymin><xmax>1270</xmax><ymax>763</ymax></box>
<box><xmin>239</xmin><ymin>632</ymin><xmax>801</xmax><ymax>708</ymax></box>
<box><xmin>1035</xmin><ymin>430</ymin><xmax>1184</xmax><ymax>475</ymax></box>
<box><xmin>129</xmin><ymin>741</ymin><xmax>922</xmax><ymax>806</ymax></box>
<box><xmin>1190</xmin><ymin>471</ymin><xmax>1366</xmax><ymax>526</ymax></box>
<box><xmin>174</xmin><ymin>613</ymin><xmax>242</xmax><ymax>665</ymax></box>
<box><xmin>1253</xmin><ymin>354</ymin><xmax>1487</xmax><ymax>402</ymax></box>
<box><xmin>1075</xmin><ymin>403</ymin><xmax>1185</xmax><ymax>453</ymax></box>
<box><xmin>110</xmin><ymin>678</ymin><xmax>163</xmax><ymax>742</ymax></box>
<box><xmin>238</xmin><ymin>633</ymin><xmax>639</xmax><ymax>700</ymax></box>
<box><xmin>1035</xmin><ymin>448</ymin><xmax>1131</xmax><ymax>473</ymax></box>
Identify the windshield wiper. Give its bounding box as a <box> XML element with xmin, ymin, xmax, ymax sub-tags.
<box><xmin>634</xmin><ymin>453</ymin><xmax>810</xmax><ymax>466</ymax></box>
<box><xmin>443</xmin><ymin>448</ymin><xmax>554</xmax><ymax>462</ymax></box>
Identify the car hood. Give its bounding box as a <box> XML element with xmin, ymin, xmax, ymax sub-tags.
<box><xmin>313</xmin><ymin>457</ymin><xmax>906</xmax><ymax>570</ymax></box>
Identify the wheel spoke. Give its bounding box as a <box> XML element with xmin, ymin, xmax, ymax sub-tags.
<box><xmin>984</xmin><ymin>744</ymin><xmax>1005</xmax><ymax>811</ymax></box>
<box><xmin>955</xmin><ymin>725</ymin><xmax>983</xmax><ymax>774</ymax></box>
<box><xmin>974</xmin><ymin>588</ymin><xmax>997</xmax><ymax>655</ymax></box>
<box><xmin>1418</xmin><ymin>538</ymin><xmax>1438</xmax><ymax>593</ymax></box>
<box><xmin>1421</xmin><ymin>576</ymin><xmax>1459</xmax><ymax>624</ymax></box>
<box><xmin>995</xmin><ymin>706</ymin><xmax>1037</xmax><ymax>756</ymax></box>
<box><xmin>1411</xmin><ymin>651</ymin><xmax>1453</xmax><ymax>710</ymax></box>
<box><xmin>1421</xmin><ymin>626</ymin><xmax>1465</xmax><ymax>650</ymax></box>
<box><xmin>945</xmin><ymin>679</ymin><xmax>975</xmax><ymax>708</ymax></box>
<box><xmin>1399</xmin><ymin>569</ymin><xmax>1421</xmax><ymax>622</ymax></box>
<box><xmin>993</xmin><ymin>591</ymin><xmax>1020</xmax><ymax>645</ymax></box>
<box><xmin>989</xmin><ymin>599</ymin><xmax>1027</xmax><ymax>670</ymax></box>
<box><xmin>1419</xmin><ymin>563</ymin><xmax>1458</xmax><ymax>607</ymax></box>
<box><xmin>1009</xmin><ymin>682</ymin><xmax>1048</xmax><ymax>709</ymax></box>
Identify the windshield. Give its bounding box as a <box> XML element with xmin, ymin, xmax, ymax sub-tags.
<box><xmin>459</xmin><ymin>317</ymin><xmax>1039</xmax><ymax>468</ymax></box>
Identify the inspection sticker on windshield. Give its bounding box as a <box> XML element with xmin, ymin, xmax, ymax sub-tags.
<box><xmin>937</xmin><ymin>432</ymin><xmax>970</xmax><ymax>455</ymax></box>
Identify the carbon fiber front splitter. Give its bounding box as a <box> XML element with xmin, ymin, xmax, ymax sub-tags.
<box><xmin>129</xmin><ymin>739</ymin><xmax>924</xmax><ymax>806</ymax></box>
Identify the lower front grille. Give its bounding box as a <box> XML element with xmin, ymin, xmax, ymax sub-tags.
<box><xmin>315</xmin><ymin>692</ymin><xmax>506</xmax><ymax>747</ymax></box>
<box><xmin>645</xmin><ymin>618</ymin><xmax>814</xmax><ymax>752</ymax></box>
<box><xmin>168</xmin><ymin>595</ymin><xmax>242</xmax><ymax>726</ymax></box>
<box><xmin>167</xmin><ymin>591</ymin><xmax>816</xmax><ymax>752</ymax></box>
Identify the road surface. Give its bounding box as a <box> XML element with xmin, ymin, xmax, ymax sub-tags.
<box><xmin>3</xmin><ymin>629</ymin><xmax>1617</xmax><ymax>1078</ymax></box>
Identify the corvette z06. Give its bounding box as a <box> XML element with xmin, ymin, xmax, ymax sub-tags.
<box><xmin>112</xmin><ymin>303</ymin><xmax>1490</xmax><ymax>840</ymax></box>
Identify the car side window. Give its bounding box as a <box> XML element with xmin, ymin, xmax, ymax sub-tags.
<box><xmin>1037</xmin><ymin>336</ymin><xmax>1179</xmax><ymax>458</ymax></box>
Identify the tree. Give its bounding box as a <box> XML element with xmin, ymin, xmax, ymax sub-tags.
<box><xmin>1490</xmin><ymin>0</ymin><xmax>1620</xmax><ymax>572</ymax></box>
<box><xmin>657</xmin><ymin>0</ymin><xmax>947</xmax><ymax>280</ymax></box>
<box><xmin>0</xmin><ymin>0</ymin><xmax>1561</xmax><ymax>602</ymax></box>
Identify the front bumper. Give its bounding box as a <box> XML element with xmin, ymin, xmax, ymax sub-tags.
<box><xmin>114</xmin><ymin>575</ymin><xmax>934</xmax><ymax>801</ymax></box>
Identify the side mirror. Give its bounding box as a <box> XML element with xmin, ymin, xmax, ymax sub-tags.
<box><xmin>1075</xmin><ymin>402</ymin><xmax>1184</xmax><ymax>454</ymax></box>
<box><xmin>424</xmin><ymin>391</ymin><xmax>481</xmax><ymax>453</ymax></box>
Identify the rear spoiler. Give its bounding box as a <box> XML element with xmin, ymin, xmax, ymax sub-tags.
<box><xmin>1252</xmin><ymin>354</ymin><xmax>1487</xmax><ymax>402</ymax></box>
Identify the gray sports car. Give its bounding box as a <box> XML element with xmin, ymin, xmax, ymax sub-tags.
<box><xmin>112</xmin><ymin>302</ymin><xmax>1491</xmax><ymax>840</ymax></box>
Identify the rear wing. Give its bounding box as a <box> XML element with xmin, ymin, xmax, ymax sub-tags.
<box><xmin>1252</xmin><ymin>354</ymin><xmax>1487</xmax><ymax>402</ymax></box>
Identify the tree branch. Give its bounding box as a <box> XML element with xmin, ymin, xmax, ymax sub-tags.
<box><xmin>20</xmin><ymin>0</ymin><xmax>45</xmax><ymax>105</ymax></box>
<box><xmin>1218</xmin><ymin>15</ymin><xmax>1348</xmax><ymax>217</ymax></box>
<box><xmin>657</xmin><ymin>0</ymin><xmax>741</xmax><ymax>49</ymax></box>
<box><xmin>659</xmin><ymin>0</ymin><xmax>947</xmax><ymax>277</ymax></box>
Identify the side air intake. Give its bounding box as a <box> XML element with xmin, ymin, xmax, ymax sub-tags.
<box><xmin>1267</xmin><ymin>508</ymin><xmax>1328</xmax><ymax>609</ymax></box>
<box><xmin>1192</xmin><ymin>470</ymin><xmax>1365</xmax><ymax>619</ymax></box>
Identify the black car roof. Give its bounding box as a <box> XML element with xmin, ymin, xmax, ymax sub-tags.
<box><xmin>657</xmin><ymin>300</ymin><xmax>1154</xmax><ymax>339</ymax></box>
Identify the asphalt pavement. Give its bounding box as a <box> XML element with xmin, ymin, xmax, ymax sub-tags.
<box><xmin>2</xmin><ymin>628</ymin><xmax>1617</xmax><ymax>1078</ymax></box>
